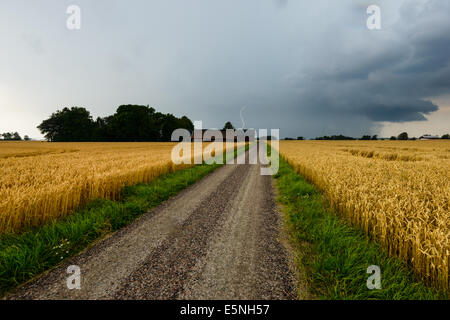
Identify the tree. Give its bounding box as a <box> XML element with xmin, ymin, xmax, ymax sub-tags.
<box><xmin>297</xmin><ymin>136</ymin><xmax>304</xmax><ymax>140</ymax></box>
<box><xmin>160</xmin><ymin>114</ymin><xmax>182</xmax><ymax>142</ymax></box>
<box><xmin>101</xmin><ymin>105</ymin><xmax>195</xmax><ymax>142</ymax></box>
<box><xmin>12</xmin><ymin>132</ymin><xmax>22</xmax><ymax>140</ymax></box>
<box><xmin>92</xmin><ymin>116</ymin><xmax>112</xmax><ymax>142</ymax></box>
<box><xmin>38</xmin><ymin>105</ymin><xmax>195</xmax><ymax>142</ymax></box>
<box><xmin>105</xmin><ymin>105</ymin><xmax>157</xmax><ymax>142</ymax></box>
<box><xmin>24</xmin><ymin>135</ymin><xmax>31</xmax><ymax>141</ymax></box>
<box><xmin>223</xmin><ymin>121</ymin><xmax>235</xmax><ymax>130</ymax></box>
<box><xmin>316</xmin><ymin>134</ymin><xmax>355</xmax><ymax>140</ymax></box>
<box><xmin>397</xmin><ymin>132</ymin><xmax>408</xmax><ymax>140</ymax></box>
<box><xmin>179</xmin><ymin>116</ymin><xmax>194</xmax><ymax>134</ymax></box>
<box><xmin>38</xmin><ymin>107</ymin><xmax>95</xmax><ymax>142</ymax></box>
<box><xmin>2</xmin><ymin>132</ymin><xmax>12</xmax><ymax>140</ymax></box>
<box><xmin>441</xmin><ymin>134</ymin><xmax>450</xmax><ymax>139</ymax></box>
<box><xmin>390</xmin><ymin>136</ymin><xmax>397</xmax><ymax>140</ymax></box>
<box><xmin>361</xmin><ymin>135</ymin><xmax>371</xmax><ymax>140</ymax></box>
<box><xmin>1</xmin><ymin>132</ymin><xmax>21</xmax><ymax>140</ymax></box>
<box><xmin>371</xmin><ymin>135</ymin><xmax>378</xmax><ymax>140</ymax></box>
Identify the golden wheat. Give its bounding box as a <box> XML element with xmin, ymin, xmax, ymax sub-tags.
<box><xmin>0</xmin><ymin>141</ymin><xmax>239</xmax><ymax>234</ymax></box>
<box><xmin>277</xmin><ymin>140</ymin><xmax>449</xmax><ymax>290</ymax></box>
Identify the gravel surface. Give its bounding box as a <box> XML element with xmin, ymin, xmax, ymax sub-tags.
<box><xmin>7</xmin><ymin>146</ymin><xmax>297</xmax><ymax>300</ymax></box>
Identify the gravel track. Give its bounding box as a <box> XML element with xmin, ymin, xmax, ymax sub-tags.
<box><xmin>8</xmin><ymin>146</ymin><xmax>296</xmax><ymax>300</ymax></box>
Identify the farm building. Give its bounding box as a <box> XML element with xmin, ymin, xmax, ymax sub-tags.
<box><xmin>419</xmin><ymin>135</ymin><xmax>440</xmax><ymax>140</ymax></box>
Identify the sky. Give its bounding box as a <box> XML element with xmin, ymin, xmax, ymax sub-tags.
<box><xmin>0</xmin><ymin>0</ymin><xmax>449</xmax><ymax>139</ymax></box>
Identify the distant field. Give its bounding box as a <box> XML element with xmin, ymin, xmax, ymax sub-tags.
<box><xmin>0</xmin><ymin>141</ymin><xmax>236</xmax><ymax>234</ymax></box>
<box><xmin>277</xmin><ymin>140</ymin><xmax>449</xmax><ymax>290</ymax></box>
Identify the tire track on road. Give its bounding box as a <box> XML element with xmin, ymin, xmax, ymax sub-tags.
<box><xmin>8</xmin><ymin>146</ymin><xmax>296</xmax><ymax>300</ymax></box>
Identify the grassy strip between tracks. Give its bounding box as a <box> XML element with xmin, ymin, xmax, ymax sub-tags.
<box><xmin>272</xmin><ymin>150</ymin><xmax>446</xmax><ymax>300</ymax></box>
<box><xmin>0</xmin><ymin>144</ymin><xmax>249</xmax><ymax>297</ymax></box>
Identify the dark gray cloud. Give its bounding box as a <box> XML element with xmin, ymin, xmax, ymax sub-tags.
<box><xmin>258</xmin><ymin>0</ymin><xmax>450</xmax><ymax>137</ymax></box>
<box><xmin>0</xmin><ymin>0</ymin><xmax>449</xmax><ymax>138</ymax></box>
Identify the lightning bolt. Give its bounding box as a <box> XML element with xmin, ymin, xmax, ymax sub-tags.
<box><xmin>240</xmin><ymin>106</ymin><xmax>247</xmax><ymax>129</ymax></box>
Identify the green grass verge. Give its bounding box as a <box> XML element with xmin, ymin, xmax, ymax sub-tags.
<box><xmin>273</xmin><ymin>152</ymin><xmax>446</xmax><ymax>300</ymax></box>
<box><xmin>0</xmin><ymin>144</ymin><xmax>249</xmax><ymax>297</ymax></box>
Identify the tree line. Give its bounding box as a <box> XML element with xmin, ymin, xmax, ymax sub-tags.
<box><xmin>37</xmin><ymin>105</ymin><xmax>194</xmax><ymax>142</ymax></box>
<box><xmin>283</xmin><ymin>132</ymin><xmax>450</xmax><ymax>140</ymax></box>
<box><xmin>1</xmin><ymin>132</ymin><xmax>30</xmax><ymax>141</ymax></box>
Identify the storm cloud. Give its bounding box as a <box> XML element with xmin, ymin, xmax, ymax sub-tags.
<box><xmin>265</xmin><ymin>0</ymin><xmax>450</xmax><ymax>137</ymax></box>
<box><xmin>0</xmin><ymin>0</ymin><xmax>449</xmax><ymax>138</ymax></box>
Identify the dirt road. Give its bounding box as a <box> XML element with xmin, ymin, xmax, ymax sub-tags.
<box><xmin>8</xmin><ymin>146</ymin><xmax>297</xmax><ymax>300</ymax></box>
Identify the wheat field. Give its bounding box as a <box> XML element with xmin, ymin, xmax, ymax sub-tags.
<box><xmin>0</xmin><ymin>141</ymin><xmax>238</xmax><ymax>234</ymax></box>
<box><xmin>277</xmin><ymin>140</ymin><xmax>450</xmax><ymax>290</ymax></box>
